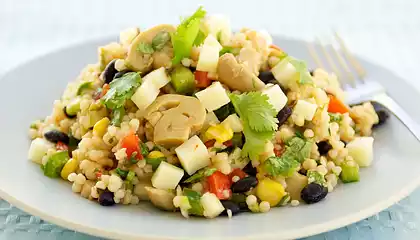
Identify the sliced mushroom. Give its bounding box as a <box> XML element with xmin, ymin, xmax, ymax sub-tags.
<box><xmin>134</xmin><ymin>179</ymin><xmax>152</xmax><ymax>201</ymax></box>
<box><xmin>217</xmin><ymin>53</ymin><xmax>265</xmax><ymax>92</ymax></box>
<box><xmin>237</xmin><ymin>47</ymin><xmax>263</xmax><ymax>76</ymax></box>
<box><xmin>144</xmin><ymin>94</ymin><xmax>206</xmax><ymax>147</ymax></box>
<box><xmin>126</xmin><ymin>24</ymin><xmax>176</xmax><ymax>73</ymax></box>
<box><xmin>144</xmin><ymin>186</ymin><xmax>176</xmax><ymax>211</ymax></box>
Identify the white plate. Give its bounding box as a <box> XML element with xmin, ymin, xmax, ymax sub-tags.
<box><xmin>0</xmin><ymin>36</ymin><xmax>419</xmax><ymax>240</ymax></box>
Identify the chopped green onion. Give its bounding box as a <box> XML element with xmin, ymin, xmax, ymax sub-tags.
<box><xmin>115</xmin><ymin>168</ymin><xmax>129</xmax><ymax>179</ymax></box>
<box><xmin>126</xmin><ymin>171</ymin><xmax>136</xmax><ymax>182</ymax></box>
<box><xmin>140</xmin><ymin>142</ymin><xmax>149</xmax><ymax>156</ymax></box>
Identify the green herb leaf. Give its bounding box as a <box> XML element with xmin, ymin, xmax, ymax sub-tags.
<box><xmin>295</xmin><ymin>130</ymin><xmax>304</xmax><ymax>139</ymax></box>
<box><xmin>146</xmin><ymin>157</ymin><xmax>166</xmax><ymax>171</ymax></box>
<box><xmin>111</xmin><ymin>107</ymin><xmax>125</xmax><ymax>127</ymax></box>
<box><xmin>115</xmin><ymin>168</ymin><xmax>129</xmax><ymax>179</ymax></box>
<box><xmin>241</xmin><ymin>124</ymin><xmax>274</xmax><ymax>161</ymax></box>
<box><xmin>284</xmin><ymin>137</ymin><xmax>312</xmax><ymax>163</ymax></box>
<box><xmin>329</xmin><ymin>113</ymin><xmax>343</xmax><ymax>123</ymax></box>
<box><xmin>183</xmin><ymin>168</ymin><xmax>217</xmax><ymax>183</ymax></box>
<box><xmin>140</xmin><ymin>142</ymin><xmax>149</xmax><ymax>156</ymax></box>
<box><xmin>307</xmin><ymin>170</ymin><xmax>327</xmax><ymax>186</ymax></box>
<box><xmin>102</xmin><ymin>72</ymin><xmax>141</xmax><ymax>110</ymax></box>
<box><xmin>263</xmin><ymin>155</ymin><xmax>300</xmax><ymax>177</ymax></box>
<box><xmin>137</xmin><ymin>42</ymin><xmax>155</xmax><ymax>54</ymax></box>
<box><xmin>77</xmin><ymin>82</ymin><xmax>93</xmax><ymax>95</ymax></box>
<box><xmin>43</xmin><ymin>151</ymin><xmax>69</xmax><ymax>178</ymax></box>
<box><xmin>193</xmin><ymin>30</ymin><xmax>206</xmax><ymax>46</ymax></box>
<box><xmin>288</xmin><ymin>57</ymin><xmax>313</xmax><ymax>85</ymax></box>
<box><xmin>230</xmin><ymin>92</ymin><xmax>278</xmax><ymax>132</ymax></box>
<box><xmin>184</xmin><ymin>189</ymin><xmax>204</xmax><ymax>216</ymax></box>
<box><xmin>152</xmin><ymin>31</ymin><xmax>171</xmax><ymax>51</ymax></box>
<box><xmin>171</xmin><ymin>6</ymin><xmax>206</xmax><ymax>64</ymax></box>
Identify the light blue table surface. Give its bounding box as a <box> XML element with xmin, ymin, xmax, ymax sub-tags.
<box><xmin>2</xmin><ymin>0</ymin><xmax>420</xmax><ymax>239</ymax></box>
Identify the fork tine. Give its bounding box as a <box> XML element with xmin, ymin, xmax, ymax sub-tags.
<box><xmin>316</xmin><ymin>37</ymin><xmax>343</xmax><ymax>80</ymax></box>
<box><xmin>330</xmin><ymin>40</ymin><xmax>355</xmax><ymax>86</ymax></box>
<box><xmin>306</xmin><ymin>42</ymin><xmax>325</xmax><ymax>70</ymax></box>
<box><xmin>334</xmin><ymin>32</ymin><xmax>367</xmax><ymax>80</ymax></box>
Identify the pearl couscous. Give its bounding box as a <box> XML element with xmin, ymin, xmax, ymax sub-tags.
<box><xmin>27</xmin><ymin>7</ymin><xmax>387</xmax><ymax>219</ymax></box>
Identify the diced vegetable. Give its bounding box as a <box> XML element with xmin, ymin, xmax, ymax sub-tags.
<box><xmin>56</xmin><ymin>142</ymin><xmax>68</xmax><ymax>151</ymax></box>
<box><xmin>256</xmin><ymin>178</ymin><xmax>286</xmax><ymax>207</ymax></box>
<box><xmin>340</xmin><ymin>160</ymin><xmax>360</xmax><ymax>183</ymax></box>
<box><xmin>328</xmin><ymin>94</ymin><xmax>349</xmax><ymax>114</ymax></box>
<box><xmin>115</xmin><ymin>168</ymin><xmax>129</xmax><ymax>179</ymax></box>
<box><xmin>271</xmin><ymin>58</ymin><xmax>297</xmax><ymax>87</ymax></box>
<box><xmin>93</xmin><ymin>117</ymin><xmax>110</xmax><ymax>137</ymax></box>
<box><xmin>143</xmin><ymin>67</ymin><xmax>171</xmax><ymax>89</ymax></box>
<box><xmin>77</xmin><ymin>82</ymin><xmax>93</xmax><ymax>95</ymax></box>
<box><xmin>229</xmin><ymin>168</ymin><xmax>247</xmax><ymax>180</ymax></box>
<box><xmin>261</xmin><ymin>84</ymin><xmax>288</xmax><ymax>113</ymax></box>
<box><xmin>221</xmin><ymin>114</ymin><xmax>243</xmax><ymax>133</ymax></box>
<box><xmin>231</xmin><ymin>133</ymin><xmax>244</xmax><ymax>148</ymax></box>
<box><xmin>200</xmin><ymin>192</ymin><xmax>225</xmax><ymax>218</ymax></box>
<box><xmin>207</xmin><ymin>171</ymin><xmax>232</xmax><ymax>200</ymax></box>
<box><xmin>146</xmin><ymin>151</ymin><xmax>166</xmax><ymax>170</ymax></box>
<box><xmin>205</xmin><ymin>124</ymin><xmax>233</xmax><ymax>143</ymax></box>
<box><xmin>184</xmin><ymin>168</ymin><xmax>217</xmax><ymax>183</ymax></box>
<box><xmin>195</xmin><ymin>82</ymin><xmax>231</xmax><ymax>112</ymax></box>
<box><xmin>175</xmin><ymin>135</ymin><xmax>210</xmax><ymax>175</ymax></box>
<box><xmin>130</xmin><ymin>79</ymin><xmax>160</xmax><ymax>112</ymax></box>
<box><xmin>151</xmin><ymin>161</ymin><xmax>184</xmax><ymax>190</ymax></box>
<box><xmin>121</xmin><ymin>132</ymin><xmax>142</xmax><ymax>159</ymax></box>
<box><xmin>43</xmin><ymin>151</ymin><xmax>70</xmax><ymax>178</ymax></box>
<box><xmin>184</xmin><ymin>188</ymin><xmax>204</xmax><ymax>216</ymax></box>
<box><xmin>170</xmin><ymin>66</ymin><xmax>195</xmax><ymax>95</ymax></box>
<box><xmin>214</xmin><ymin>102</ymin><xmax>236</xmax><ymax>122</ymax></box>
<box><xmin>60</xmin><ymin>158</ymin><xmax>79</xmax><ymax>180</ymax></box>
<box><xmin>194</xmin><ymin>71</ymin><xmax>211</xmax><ymax>88</ymax></box>
<box><xmin>28</xmin><ymin>138</ymin><xmax>54</xmax><ymax>164</ymax></box>
<box><xmin>140</xmin><ymin>142</ymin><xmax>149</xmax><ymax>156</ymax></box>
<box><xmin>346</xmin><ymin>137</ymin><xmax>374</xmax><ymax>167</ymax></box>
<box><xmin>293</xmin><ymin>100</ymin><xmax>318</xmax><ymax>121</ymax></box>
<box><xmin>147</xmin><ymin>151</ymin><xmax>165</xmax><ymax>159</ymax></box>
<box><xmin>65</xmin><ymin>98</ymin><xmax>81</xmax><ymax>116</ymax></box>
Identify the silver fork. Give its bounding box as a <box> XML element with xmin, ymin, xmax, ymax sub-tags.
<box><xmin>307</xmin><ymin>32</ymin><xmax>420</xmax><ymax>141</ymax></box>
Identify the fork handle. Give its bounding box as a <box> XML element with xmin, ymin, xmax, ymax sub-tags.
<box><xmin>373</xmin><ymin>93</ymin><xmax>420</xmax><ymax>141</ymax></box>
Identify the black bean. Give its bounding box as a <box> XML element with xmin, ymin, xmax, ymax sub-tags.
<box><xmin>242</xmin><ymin>162</ymin><xmax>257</xmax><ymax>176</ymax></box>
<box><xmin>309</xmin><ymin>70</ymin><xmax>314</xmax><ymax>76</ymax></box>
<box><xmin>372</xmin><ymin>103</ymin><xmax>389</xmax><ymax>128</ymax></box>
<box><xmin>277</xmin><ymin>105</ymin><xmax>292</xmax><ymax>126</ymax></box>
<box><xmin>258</xmin><ymin>71</ymin><xmax>275</xmax><ymax>84</ymax></box>
<box><xmin>102</xmin><ymin>60</ymin><xmax>118</xmax><ymax>84</ymax></box>
<box><xmin>230</xmin><ymin>193</ymin><xmax>248</xmax><ymax>211</ymax></box>
<box><xmin>44</xmin><ymin>130</ymin><xmax>70</xmax><ymax>144</ymax></box>
<box><xmin>231</xmin><ymin>176</ymin><xmax>258</xmax><ymax>193</ymax></box>
<box><xmin>301</xmin><ymin>183</ymin><xmax>328</xmax><ymax>204</ymax></box>
<box><xmin>62</xmin><ymin>106</ymin><xmax>77</xmax><ymax>119</ymax></box>
<box><xmin>98</xmin><ymin>191</ymin><xmax>115</xmax><ymax>206</ymax></box>
<box><xmin>317</xmin><ymin>141</ymin><xmax>332</xmax><ymax>155</ymax></box>
<box><xmin>221</xmin><ymin>201</ymin><xmax>241</xmax><ymax>216</ymax></box>
<box><xmin>114</xmin><ymin>69</ymin><xmax>133</xmax><ymax>80</ymax></box>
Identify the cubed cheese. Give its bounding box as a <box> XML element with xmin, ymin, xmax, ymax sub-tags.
<box><xmin>203</xmin><ymin>34</ymin><xmax>223</xmax><ymax>51</ymax></box>
<box><xmin>346</xmin><ymin>137</ymin><xmax>374</xmax><ymax>167</ymax></box>
<box><xmin>196</xmin><ymin>45</ymin><xmax>220</xmax><ymax>73</ymax></box>
<box><xmin>221</xmin><ymin>114</ymin><xmax>243</xmax><ymax>132</ymax></box>
<box><xmin>293</xmin><ymin>100</ymin><xmax>317</xmax><ymax>121</ymax></box>
<box><xmin>271</xmin><ymin>58</ymin><xmax>297</xmax><ymax>87</ymax></box>
<box><xmin>195</xmin><ymin>82</ymin><xmax>230</xmax><ymax>112</ymax></box>
<box><xmin>202</xmin><ymin>15</ymin><xmax>232</xmax><ymax>46</ymax></box>
<box><xmin>143</xmin><ymin>67</ymin><xmax>171</xmax><ymax>89</ymax></box>
<box><xmin>175</xmin><ymin>135</ymin><xmax>210</xmax><ymax>175</ymax></box>
<box><xmin>28</xmin><ymin>138</ymin><xmax>54</xmax><ymax>164</ymax></box>
<box><xmin>131</xmin><ymin>80</ymin><xmax>160</xmax><ymax>112</ymax></box>
<box><xmin>151</xmin><ymin>161</ymin><xmax>184</xmax><ymax>190</ymax></box>
<box><xmin>200</xmin><ymin>192</ymin><xmax>225</xmax><ymax>218</ymax></box>
<box><xmin>261</xmin><ymin>84</ymin><xmax>288</xmax><ymax>112</ymax></box>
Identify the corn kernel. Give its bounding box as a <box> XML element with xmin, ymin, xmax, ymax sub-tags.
<box><xmin>61</xmin><ymin>158</ymin><xmax>79</xmax><ymax>180</ymax></box>
<box><xmin>205</xmin><ymin>124</ymin><xmax>233</xmax><ymax>143</ymax></box>
<box><xmin>147</xmin><ymin>151</ymin><xmax>165</xmax><ymax>159</ymax></box>
<box><xmin>256</xmin><ymin>178</ymin><xmax>286</xmax><ymax>207</ymax></box>
<box><xmin>93</xmin><ymin>117</ymin><xmax>110</xmax><ymax>137</ymax></box>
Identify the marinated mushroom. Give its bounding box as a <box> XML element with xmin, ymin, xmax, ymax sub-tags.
<box><xmin>144</xmin><ymin>186</ymin><xmax>176</xmax><ymax>211</ymax></box>
<box><xmin>217</xmin><ymin>53</ymin><xmax>265</xmax><ymax>92</ymax></box>
<box><xmin>126</xmin><ymin>24</ymin><xmax>176</xmax><ymax>73</ymax></box>
<box><xmin>144</xmin><ymin>94</ymin><xmax>206</xmax><ymax>147</ymax></box>
<box><xmin>237</xmin><ymin>47</ymin><xmax>263</xmax><ymax>76</ymax></box>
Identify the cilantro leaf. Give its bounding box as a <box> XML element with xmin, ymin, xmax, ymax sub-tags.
<box><xmin>263</xmin><ymin>155</ymin><xmax>300</xmax><ymax>177</ymax></box>
<box><xmin>111</xmin><ymin>107</ymin><xmax>125</xmax><ymax>127</ymax></box>
<box><xmin>241</xmin><ymin>124</ymin><xmax>274</xmax><ymax>161</ymax></box>
<box><xmin>102</xmin><ymin>72</ymin><xmax>141</xmax><ymax>110</ymax></box>
<box><xmin>152</xmin><ymin>31</ymin><xmax>171</xmax><ymax>51</ymax></box>
<box><xmin>171</xmin><ymin>6</ymin><xmax>206</xmax><ymax>64</ymax></box>
<box><xmin>137</xmin><ymin>42</ymin><xmax>154</xmax><ymax>54</ymax></box>
<box><xmin>183</xmin><ymin>168</ymin><xmax>217</xmax><ymax>183</ymax></box>
<box><xmin>284</xmin><ymin>137</ymin><xmax>312</xmax><ymax>163</ymax></box>
<box><xmin>288</xmin><ymin>57</ymin><xmax>313</xmax><ymax>85</ymax></box>
<box><xmin>307</xmin><ymin>170</ymin><xmax>327</xmax><ymax>186</ymax></box>
<box><xmin>230</xmin><ymin>92</ymin><xmax>278</xmax><ymax>132</ymax></box>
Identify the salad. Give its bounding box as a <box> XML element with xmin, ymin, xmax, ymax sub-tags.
<box><xmin>27</xmin><ymin>7</ymin><xmax>388</xmax><ymax>219</ymax></box>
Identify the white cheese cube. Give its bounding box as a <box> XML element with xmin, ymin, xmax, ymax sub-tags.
<box><xmin>203</xmin><ymin>34</ymin><xmax>223</xmax><ymax>51</ymax></box>
<box><xmin>196</xmin><ymin>45</ymin><xmax>220</xmax><ymax>73</ymax></box>
<box><xmin>28</xmin><ymin>138</ymin><xmax>54</xmax><ymax>164</ymax></box>
<box><xmin>175</xmin><ymin>135</ymin><xmax>210</xmax><ymax>175</ymax></box>
<box><xmin>151</xmin><ymin>161</ymin><xmax>184</xmax><ymax>190</ymax></box>
<box><xmin>201</xmin><ymin>192</ymin><xmax>225</xmax><ymax>218</ymax></box>
<box><xmin>195</xmin><ymin>82</ymin><xmax>230</xmax><ymax>112</ymax></box>
<box><xmin>261</xmin><ymin>84</ymin><xmax>288</xmax><ymax>112</ymax></box>
<box><xmin>346</xmin><ymin>137</ymin><xmax>374</xmax><ymax>167</ymax></box>
<box><xmin>143</xmin><ymin>67</ymin><xmax>171</xmax><ymax>89</ymax></box>
<box><xmin>202</xmin><ymin>15</ymin><xmax>231</xmax><ymax>46</ymax></box>
<box><xmin>131</xmin><ymin>80</ymin><xmax>160</xmax><ymax>112</ymax></box>
<box><xmin>221</xmin><ymin>114</ymin><xmax>243</xmax><ymax>132</ymax></box>
<box><xmin>271</xmin><ymin>58</ymin><xmax>297</xmax><ymax>87</ymax></box>
<box><xmin>293</xmin><ymin>100</ymin><xmax>317</xmax><ymax>121</ymax></box>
